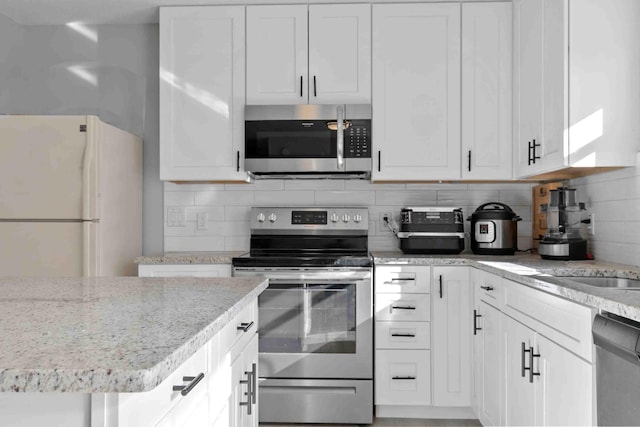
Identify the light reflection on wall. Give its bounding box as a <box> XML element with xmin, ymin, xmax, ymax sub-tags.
<box><xmin>160</xmin><ymin>68</ymin><xmax>229</xmax><ymax>119</ymax></box>
<box><xmin>67</xmin><ymin>64</ymin><xmax>98</xmax><ymax>86</ymax></box>
<box><xmin>65</xmin><ymin>22</ymin><xmax>98</xmax><ymax>43</ymax></box>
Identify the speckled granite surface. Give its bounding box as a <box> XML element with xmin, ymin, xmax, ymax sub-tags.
<box><xmin>0</xmin><ymin>276</ymin><xmax>267</xmax><ymax>393</ymax></box>
<box><xmin>373</xmin><ymin>251</ymin><xmax>640</xmax><ymax>322</ymax></box>
<box><xmin>135</xmin><ymin>251</ymin><xmax>246</xmax><ymax>265</ymax></box>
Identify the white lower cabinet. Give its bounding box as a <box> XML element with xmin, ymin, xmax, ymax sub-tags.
<box><xmin>472</xmin><ymin>271</ymin><xmax>595</xmax><ymax>426</ymax></box>
<box><xmin>431</xmin><ymin>267</ymin><xmax>472</xmax><ymax>407</ymax></box>
<box><xmin>375</xmin><ymin>265</ymin><xmax>472</xmax><ymax>418</ymax></box>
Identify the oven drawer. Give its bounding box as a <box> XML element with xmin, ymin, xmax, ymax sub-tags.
<box><xmin>259</xmin><ymin>378</ymin><xmax>373</xmax><ymax>424</ymax></box>
<box><xmin>375</xmin><ymin>293</ymin><xmax>430</xmax><ymax>321</ymax></box>
<box><xmin>375</xmin><ymin>349</ymin><xmax>431</xmax><ymax>405</ymax></box>
<box><xmin>375</xmin><ymin>266</ymin><xmax>431</xmax><ymax>293</ymax></box>
<box><xmin>375</xmin><ymin>321</ymin><xmax>430</xmax><ymax>349</ymax></box>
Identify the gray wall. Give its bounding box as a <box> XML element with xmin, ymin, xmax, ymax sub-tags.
<box><xmin>0</xmin><ymin>15</ymin><xmax>163</xmax><ymax>255</ymax></box>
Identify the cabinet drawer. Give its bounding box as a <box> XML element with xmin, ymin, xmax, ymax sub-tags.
<box><xmin>503</xmin><ymin>279</ymin><xmax>594</xmax><ymax>362</ymax></box>
<box><xmin>216</xmin><ymin>300</ymin><xmax>258</xmax><ymax>366</ymax></box>
<box><xmin>376</xmin><ymin>321</ymin><xmax>430</xmax><ymax>349</ymax></box>
<box><xmin>375</xmin><ymin>293</ymin><xmax>430</xmax><ymax>322</ymax></box>
<box><xmin>375</xmin><ymin>349</ymin><xmax>431</xmax><ymax>405</ymax></box>
<box><xmin>473</xmin><ymin>268</ymin><xmax>503</xmax><ymax>308</ymax></box>
<box><xmin>375</xmin><ymin>266</ymin><xmax>431</xmax><ymax>293</ymax></box>
<box><xmin>118</xmin><ymin>342</ymin><xmax>209</xmax><ymax>427</ymax></box>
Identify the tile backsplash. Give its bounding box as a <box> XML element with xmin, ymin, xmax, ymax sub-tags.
<box><xmin>164</xmin><ymin>180</ymin><xmax>535</xmax><ymax>253</ymax></box>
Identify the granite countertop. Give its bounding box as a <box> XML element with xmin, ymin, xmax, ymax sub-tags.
<box><xmin>372</xmin><ymin>251</ymin><xmax>640</xmax><ymax>322</ymax></box>
<box><xmin>0</xmin><ymin>276</ymin><xmax>268</xmax><ymax>393</ymax></box>
<box><xmin>135</xmin><ymin>251</ymin><xmax>246</xmax><ymax>265</ymax></box>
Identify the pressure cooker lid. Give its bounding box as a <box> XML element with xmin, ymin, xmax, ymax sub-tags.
<box><xmin>468</xmin><ymin>202</ymin><xmax>522</xmax><ymax>221</ymax></box>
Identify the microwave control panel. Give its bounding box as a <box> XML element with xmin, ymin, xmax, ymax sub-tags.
<box><xmin>346</xmin><ymin>124</ymin><xmax>370</xmax><ymax>158</ymax></box>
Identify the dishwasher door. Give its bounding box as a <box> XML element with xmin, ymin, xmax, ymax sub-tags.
<box><xmin>592</xmin><ymin>313</ymin><xmax>640</xmax><ymax>426</ymax></box>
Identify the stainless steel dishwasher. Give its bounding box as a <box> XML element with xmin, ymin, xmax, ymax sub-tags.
<box><xmin>592</xmin><ymin>312</ymin><xmax>640</xmax><ymax>426</ymax></box>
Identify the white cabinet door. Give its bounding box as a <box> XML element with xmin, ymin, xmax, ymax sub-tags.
<box><xmin>159</xmin><ymin>6</ymin><xmax>247</xmax><ymax>181</ymax></box>
<box><xmin>242</xmin><ymin>334</ymin><xmax>259</xmax><ymax>427</ymax></box>
<box><xmin>308</xmin><ymin>4</ymin><xmax>371</xmax><ymax>104</ymax></box>
<box><xmin>246</xmin><ymin>5</ymin><xmax>308</xmax><ymax>105</ymax></box>
<box><xmin>372</xmin><ymin>3</ymin><xmax>461</xmax><ymax>181</ymax></box>
<box><xmin>503</xmin><ymin>314</ymin><xmax>537</xmax><ymax>426</ymax></box>
<box><xmin>513</xmin><ymin>0</ymin><xmax>544</xmax><ymax>178</ymax></box>
<box><xmin>535</xmin><ymin>334</ymin><xmax>593</xmax><ymax>426</ymax></box>
<box><xmin>473</xmin><ymin>301</ymin><xmax>502</xmax><ymax>426</ymax></box>
<box><xmin>431</xmin><ymin>267</ymin><xmax>471</xmax><ymax>407</ymax></box>
<box><xmin>461</xmin><ymin>2</ymin><xmax>512</xmax><ymax>180</ymax></box>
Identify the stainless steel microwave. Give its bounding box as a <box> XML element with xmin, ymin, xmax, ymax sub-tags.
<box><xmin>244</xmin><ymin>104</ymin><xmax>372</xmax><ymax>178</ymax></box>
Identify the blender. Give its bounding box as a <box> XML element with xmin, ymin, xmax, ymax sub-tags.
<box><xmin>538</xmin><ymin>186</ymin><xmax>588</xmax><ymax>260</ymax></box>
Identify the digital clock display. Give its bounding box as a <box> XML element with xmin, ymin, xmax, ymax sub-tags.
<box><xmin>291</xmin><ymin>211</ymin><xmax>327</xmax><ymax>225</ymax></box>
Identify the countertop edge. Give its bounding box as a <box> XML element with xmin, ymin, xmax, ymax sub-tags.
<box><xmin>0</xmin><ymin>279</ymin><xmax>268</xmax><ymax>393</ymax></box>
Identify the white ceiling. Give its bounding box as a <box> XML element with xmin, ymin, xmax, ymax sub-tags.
<box><xmin>0</xmin><ymin>0</ymin><xmax>480</xmax><ymax>25</ymax></box>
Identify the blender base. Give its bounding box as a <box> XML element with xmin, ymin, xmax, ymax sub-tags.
<box><xmin>538</xmin><ymin>239</ymin><xmax>588</xmax><ymax>260</ymax></box>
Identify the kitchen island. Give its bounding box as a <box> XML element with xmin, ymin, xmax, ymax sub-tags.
<box><xmin>0</xmin><ymin>276</ymin><xmax>268</xmax><ymax>426</ymax></box>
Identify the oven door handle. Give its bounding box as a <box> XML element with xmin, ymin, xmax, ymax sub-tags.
<box><xmin>233</xmin><ymin>269</ymin><xmax>371</xmax><ymax>282</ymax></box>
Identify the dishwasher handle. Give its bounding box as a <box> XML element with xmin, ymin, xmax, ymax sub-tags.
<box><xmin>593</xmin><ymin>313</ymin><xmax>640</xmax><ymax>367</ymax></box>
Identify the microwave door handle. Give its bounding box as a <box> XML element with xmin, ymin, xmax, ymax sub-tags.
<box><xmin>337</xmin><ymin>105</ymin><xmax>344</xmax><ymax>170</ymax></box>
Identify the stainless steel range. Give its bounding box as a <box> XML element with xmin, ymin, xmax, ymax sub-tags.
<box><xmin>232</xmin><ymin>207</ymin><xmax>373</xmax><ymax>425</ymax></box>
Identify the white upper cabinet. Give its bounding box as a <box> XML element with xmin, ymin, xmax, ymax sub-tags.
<box><xmin>372</xmin><ymin>3</ymin><xmax>461</xmax><ymax>181</ymax></box>
<box><xmin>159</xmin><ymin>6</ymin><xmax>248</xmax><ymax>182</ymax></box>
<box><xmin>246</xmin><ymin>4</ymin><xmax>371</xmax><ymax>105</ymax></box>
<box><xmin>461</xmin><ymin>2</ymin><xmax>513</xmax><ymax>180</ymax></box>
<box><xmin>514</xmin><ymin>0</ymin><xmax>640</xmax><ymax>179</ymax></box>
<box><xmin>246</xmin><ymin>6</ymin><xmax>309</xmax><ymax>104</ymax></box>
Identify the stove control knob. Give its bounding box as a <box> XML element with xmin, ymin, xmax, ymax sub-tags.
<box><xmin>353</xmin><ymin>214</ymin><xmax>363</xmax><ymax>223</ymax></box>
<box><xmin>330</xmin><ymin>212</ymin><xmax>339</xmax><ymax>223</ymax></box>
<box><xmin>257</xmin><ymin>212</ymin><xmax>266</xmax><ymax>223</ymax></box>
<box><xmin>268</xmin><ymin>213</ymin><xmax>277</xmax><ymax>223</ymax></box>
<box><xmin>342</xmin><ymin>214</ymin><xmax>350</xmax><ymax>223</ymax></box>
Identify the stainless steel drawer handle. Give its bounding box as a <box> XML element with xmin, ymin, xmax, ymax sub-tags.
<box><xmin>240</xmin><ymin>369</ymin><xmax>253</xmax><ymax>415</ymax></box>
<box><xmin>392</xmin><ymin>376</ymin><xmax>416</xmax><ymax>380</ymax></box>
<box><xmin>237</xmin><ymin>321</ymin><xmax>254</xmax><ymax>332</ymax></box>
<box><xmin>173</xmin><ymin>373</ymin><xmax>205</xmax><ymax>396</ymax></box>
<box><xmin>391</xmin><ymin>305</ymin><xmax>416</xmax><ymax>310</ymax></box>
<box><xmin>389</xmin><ymin>277</ymin><xmax>415</xmax><ymax>282</ymax></box>
<box><xmin>480</xmin><ymin>285</ymin><xmax>494</xmax><ymax>291</ymax></box>
<box><xmin>391</xmin><ymin>333</ymin><xmax>416</xmax><ymax>338</ymax></box>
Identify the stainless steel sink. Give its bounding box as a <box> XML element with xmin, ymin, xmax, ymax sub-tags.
<box><xmin>561</xmin><ymin>276</ymin><xmax>640</xmax><ymax>288</ymax></box>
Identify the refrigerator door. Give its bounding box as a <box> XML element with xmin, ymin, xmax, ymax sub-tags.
<box><xmin>0</xmin><ymin>222</ymin><xmax>84</xmax><ymax>276</ymax></box>
<box><xmin>0</xmin><ymin>115</ymin><xmax>92</xmax><ymax>220</ymax></box>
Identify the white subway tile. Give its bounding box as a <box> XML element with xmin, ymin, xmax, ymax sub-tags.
<box><xmin>229</xmin><ymin>180</ymin><xmax>285</xmax><ymax>191</ymax></box>
<box><xmin>193</xmin><ymin>221</ymin><xmax>251</xmax><ymax>237</ymax></box>
<box><xmin>589</xmin><ymin>240</ymin><xmax>640</xmax><ymax>267</ymax></box>
<box><xmin>437</xmin><ymin>190</ymin><xmax>499</xmax><ymax>206</ymax></box>
<box><xmin>406</xmin><ymin>183</ymin><xmax>468</xmax><ymax>190</ymax></box>
<box><xmin>225</xmin><ymin>206</ymin><xmax>252</xmax><ymax>222</ymax></box>
<box><xmin>185</xmin><ymin>206</ymin><xmax>225</xmax><ymax>222</ymax></box>
<box><xmin>225</xmin><ymin>236</ymin><xmax>250</xmax><ymax>251</ymax></box>
<box><xmin>345</xmin><ymin>181</ymin><xmax>402</xmax><ymax>191</ymax></box>
<box><xmin>164</xmin><ymin>221</ymin><xmax>194</xmax><ymax>236</ymax></box>
<box><xmin>375</xmin><ymin>191</ymin><xmax>437</xmax><ymax>206</ymax></box>
<box><xmin>165</xmin><ymin>182</ymin><xmax>225</xmax><ymax>192</ymax></box>
<box><xmin>165</xmin><ymin>236</ymin><xmax>225</xmax><ymax>252</ymax></box>
<box><xmin>369</xmin><ymin>236</ymin><xmax>400</xmax><ymax>251</ymax></box>
<box><xmin>285</xmin><ymin>180</ymin><xmax>345</xmax><ymax>191</ymax></box>
<box><xmin>315</xmin><ymin>191</ymin><xmax>375</xmax><ymax>205</ymax></box>
<box><xmin>498</xmin><ymin>190</ymin><xmax>533</xmax><ymax>206</ymax></box>
<box><xmin>165</xmin><ymin>191</ymin><xmax>195</xmax><ymax>205</ymax></box>
<box><xmin>254</xmin><ymin>191</ymin><xmax>315</xmax><ymax>205</ymax></box>
<box><xmin>195</xmin><ymin>190</ymin><xmax>254</xmax><ymax>206</ymax></box>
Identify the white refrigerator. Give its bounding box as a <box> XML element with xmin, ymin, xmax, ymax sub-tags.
<box><xmin>0</xmin><ymin>115</ymin><xmax>142</xmax><ymax>277</ymax></box>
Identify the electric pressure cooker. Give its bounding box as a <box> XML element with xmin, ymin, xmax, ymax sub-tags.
<box><xmin>468</xmin><ymin>202</ymin><xmax>521</xmax><ymax>255</ymax></box>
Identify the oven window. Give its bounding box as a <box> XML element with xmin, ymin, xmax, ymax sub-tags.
<box><xmin>258</xmin><ymin>283</ymin><xmax>356</xmax><ymax>354</ymax></box>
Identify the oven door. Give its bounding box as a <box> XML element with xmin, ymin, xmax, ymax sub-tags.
<box><xmin>233</xmin><ymin>268</ymin><xmax>372</xmax><ymax>379</ymax></box>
